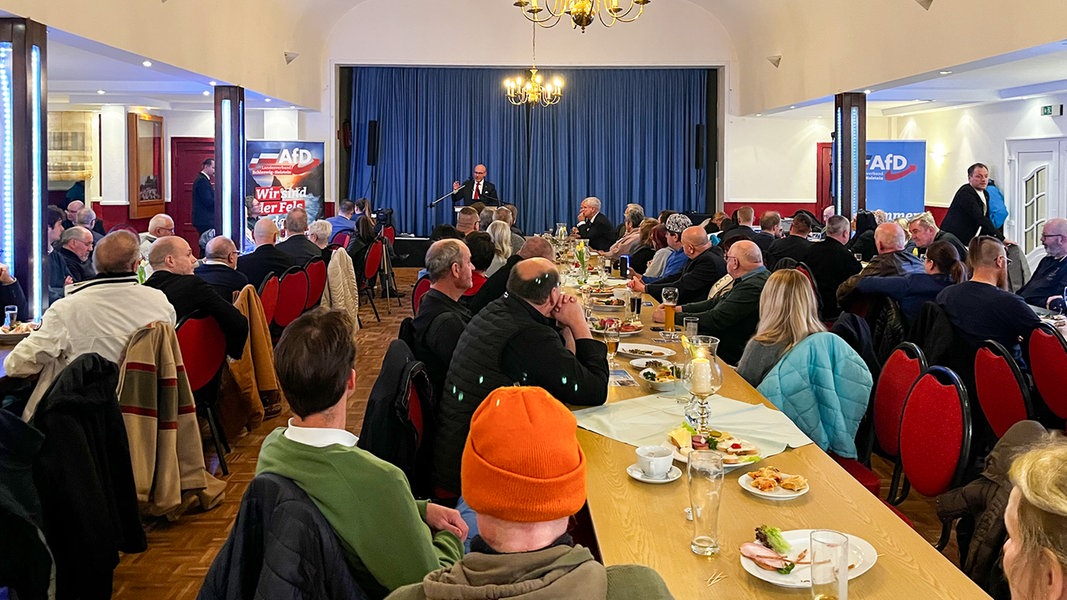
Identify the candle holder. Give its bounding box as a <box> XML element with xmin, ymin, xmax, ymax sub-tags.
<box><xmin>682</xmin><ymin>336</ymin><xmax>722</xmax><ymax>436</ymax></box>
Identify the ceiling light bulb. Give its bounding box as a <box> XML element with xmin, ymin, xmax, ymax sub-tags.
<box><xmin>202</xmin><ymin>90</ymin><xmax>210</xmax><ymax>96</ymax></box>
<box><xmin>142</xmin><ymin>60</ymin><xmax>153</xmax><ymax>67</ymax></box>
<box><xmin>96</xmin><ymin>89</ymin><xmax>106</xmax><ymax>95</ymax></box>
<box><xmin>939</xmin><ymin>70</ymin><xmax>952</xmax><ymax>75</ymax></box>
<box><xmin>209</xmin><ymin>80</ymin><xmax>217</xmax><ymax>86</ymax></box>
<box><xmin>264</xmin><ymin>98</ymin><xmax>272</xmax><ymax>103</ymax></box>
<box><xmin>790</xmin><ymin>105</ymin><xmax>796</xmax><ymax>109</ymax></box>
<box><xmin>863</xmin><ymin>89</ymin><xmax>872</xmax><ymax>95</ymax></box>
<box><xmin>289</xmin><ymin>105</ymin><xmax>296</xmax><ymax>109</ymax></box>
<box><xmin>755</xmin><ymin>113</ymin><xmax>762</xmax><ymax>117</ymax></box>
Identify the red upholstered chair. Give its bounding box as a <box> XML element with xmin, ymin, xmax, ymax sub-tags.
<box><xmin>899</xmin><ymin>366</ymin><xmax>972</xmax><ymax>550</ymax></box>
<box><xmin>331</xmin><ymin>231</ymin><xmax>351</xmax><ymax>248</ymax></box>
<box><xmin>257</xmin><ymin>275</ymin><xmax>280</xmax><ymax>325</ymax></box>
<box><xmin>875</xmin><ymin>343</ymin><xmax>927</xmax><ymax>505</ymax></box>
<box><xmin>273</xmin><ymin>266</ymin><xmax>308</xmax><ymax>332</ymax></box>
<box><xmin>303</xmin><ymin>258</ymin><xmax>327</xmax><ymax>311</ymax></box>
<box><xmin>381</xmin><ymin>225</ymin><xmax>396</xmax><ymax>244</ymax></box>
<box><xmin>974</xmin><ymin>339</ymin><xmax>1033</xmax><ymax>438</ymax></box>
<box><xmin>176</xmin><ymin>312</ymin><xmax>230</xmax><ymax>475</ymax></box>
<box><xmin>1028</xmin><ymin>323</ymin><xmax>1067</xmax><ymax>420</ymax></box>
<box><xmin>358</xmin><ymin>240</ymin><xmax>383</xmax><ymax>322</ymax></box>
<box><xmin>412</xmin><ymin>275</ymin><xmax>432</xmax><ymax>314</ymax></box>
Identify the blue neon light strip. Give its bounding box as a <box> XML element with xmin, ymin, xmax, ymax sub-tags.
<box><xmin>0</xmin><ymin>43</ymin><xmax>13</xmax><ymax>283</ymax></box>
<box><xmin>31</xmin><ymin>46</ymin><xmax>43</xmax><ymax>318</ymax></box>
<box><xmin>221</xmin><ymin>99</ymin><xmax>233</xmax><ymax>240</ymax></box>
<box><xmin>835</xmin><ymin>106</ymin><xmax>842</xmax><ymax>215</ymax></box>
<box><xmin>851</xmin><ymin>106</ymin><xmax>860</xmax><ymax>217</ymax></box>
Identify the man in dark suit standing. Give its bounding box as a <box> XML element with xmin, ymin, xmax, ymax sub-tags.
<box><xmin>572</xmin><ymin>196</ymin><xmax>616</xmax><ymax>252</ymax></box>
<box><xmin>451</xmin><ymin>164</ymin><xmax>499</xmax><ymax>206</ymax></box>
<box><xmin>195</xmin><ymin>236</ymin><xmax>249</xmax><ymax>300</ymax></box>
<box><xmin>940</xmin><ymin>162</ymin><xmax>1002</xmax><ymax>243</ymax></box>
<box><xmin>192</xmin><ymin>158</ymin><xmax>216</xmax><ymax>235</ymax></box>
<box><xmin>237</xmin><ymin>219</ymin><xmax>296</xmax><ymax>289</ymax></box>
<box><xmin>803</xmin><ymin>215</ymin><xmax>862</xmax><ymax>320</ymax></box>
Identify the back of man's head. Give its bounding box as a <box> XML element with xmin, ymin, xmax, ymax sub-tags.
<box><xmin>874</xmin><ymin>222</ymin><xmax>906</xmax><ymax>253</ymax></box>
<box><xmin>284</xmin><ymin>208</ymin><xmax>309</xmax><ymax>234</ymax></box>
<box><xmin>274</xmin><ymin>309</ymin><xmax>357</xmax><ymax>419</ymax></box>
<box><xmin>479</xmin><ymin>208</ymin><xmax>496</xmax><ymax>232</ymax></box>
<box><xmin>760</xmin><ymin>211</ymin><xmax>781</xmax><ymax>231</ymax></box>
<box><xmin>969</xmin><ymin>235</ymin><xmax>1005</xmax><ymax>270</ymax></box>
<box><xmin>737</xmin><ymin>206</ymin><xmax>755</xmax><ymax>226</ymax></box>
<box><xmin>425</xmin><ymin>239</ymin><xmax>466</xmax><ymax>283</ymax></box>
<box><xmin>790</xmin><ymin>212</ymin><xmax>813</xmax><ymax>236</ymax></box>
<box><xmin>625</xmin><ymin>204</ymin><xmax>645</xmax><ymax>228</ymax></box>
<box><xmin>205</xmin><ymin>236</ymin><xmax>237</xmax><ymax>262</ymax></box>
<box><xmin>517</xmin><ymin>236</ymin><xmax>554</xmax><ymax>260</ymax></box>
<box><xmin>665</xmin><ymin>213</ymin><xmax>692</xmax><ymax>235</ymax></box>
<box><xmin>429</xmin><ymin>224</ymin><xmax>464</xmax><ymax>242</ymax></box>
<box><xmin>494</xmin><ymin>207</ymin><xmax>513</xmax><ymax>225</ymax></box>
<box><xmin>825</xmin><ymin>215</ymin><xmax>850</xmax><ymax>239</ymax></box>
<box><xmin>148</xmin><ymin>235</ymin><xmax>190</xmax><ymax>270</ymax></box>
<box><xmin>75</xmin><ymin>208</ymin><xmax>96</xmax><ymax>226</ymax></box>
<box><xmin>253</xmin><ymin>218</ymin><xmax>280</xmax><ymax>245</ymax></box>
<box><xmin>681</xmin><ymin>226</ymin><xmax>710</xmax><ymax>250</ymax></box>
<box><xmin>338</xmin><ymin>199</ymin><xmax>355</xmax><ymax>216</ymax></box>
<box><xmin>507</xmin><ymin>257</ymin><xmax>559</xmax><ymax>304</ymax></box>
<box><xmin>148</xmin><ymin>213</ymin><xmax>174</xmax><ymax>237</ymax></box>
<box><xmin>732</xmin><ymin>240</ymin><xmax>763</xmax><ymax>271</ymax></box>
<box><xmin>461</xmin><ymin>386</ymin><xmax>585</xmax><ymax>525</ymax></box>
<box><xmin>93</xmin><ymin>230</ymin><xmax>141</xmax><ymax>274</ymax></box>
<box><xmin>308</xmin><ymin>220</ymin><xmax>332</xmax><ymax>248</ymax></box>
<box><xmin>457</xmin><ymin>207</ymin><xmax>479</xmax><ymax>233</ymax></box>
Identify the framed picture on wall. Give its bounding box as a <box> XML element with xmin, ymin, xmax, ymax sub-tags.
<box><xmin>128</xmin><ymin>112</ymin><xmax>165</xmax><ymax>219</ymax></box>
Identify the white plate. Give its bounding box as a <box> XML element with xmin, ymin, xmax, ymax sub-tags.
<box><xmin>617</xmin><ymin>343</ymin><xmax>676</xmax><ymax>359</ymax></box>
<box><xmin>739</xmin><ymin>529</ymin><xmax>877</xmax><ymax>588</ymax></box>
<box><xmin>606</xmin><ymin>277</ymin><xmax>630</xmax><ymax>286</ymax></box>
<box><xmin>738</xmin><ymin>473</ymin><xmax>810</xmax><ymax>500</ymax></box>
<box><xmin>630</xmin><ymin>357</ymin><xmax>677</xmax><ymax>369</ymax></box>
<box><xmin>671</xmin><ymin>447</ymin><xmax>762</xmax><ymax>470</ymax></box>
<box><xmin>626</xmin><ymin>464</ymin><xmax>682</xmax><ymax>484</ymax></box>
<box><xmin>590</xmin><ymin>302</ymin><xmax>625</xmax><ymax>312</ymax></box>
<box><xmin>592</xmin><ymin>323</ymin><xmax>644</xmax><ymax>337</ymax></box>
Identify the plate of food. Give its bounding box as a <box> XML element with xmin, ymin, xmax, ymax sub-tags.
<box><xmin>590</xmin><ymin>297</ymin><xmax>625</xmax><ymax>311</ymax></box>
<box><xmin>667</xmin><ymin>424</ymin><xmax>763</xmax><ymax>469</ymax></box>
<box><xmin>591</xmin><ymin>319</ymin><xmax>643</xmax><ymax>337</ymax></box>
<box><xmin>739</xmin><ymin>526</ymin><xmax>877</xmax><ymax>588</ymax></box>
<box><xmin>579</xmin><ymin>284</ymin><xmax>617</xmax><ymax>296</ymax></box>
<box><xmin>0</xmin><ymin>321</ymin><xmax>37</xmax><ymax>343</ymax></box>
<box><xmin>617</xmin><ymin>344</ymin><xmax>675</xmax><ymax>359</ymax></box>
<box><xmin>739</xmin><ymin>466</ymin><xmax>809</xmax><ymax>500</ymax></box>
<box><xmin>629</xmin><ymin>358</ymin><xmax>674</xmax><ymax>369</ymax></box>
<box><xmin>639</xmin><ymin>365</ymin><xmax>681</xmax><ymax>391</ymax></box>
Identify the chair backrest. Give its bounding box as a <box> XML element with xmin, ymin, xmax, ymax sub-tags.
<box><xmin>363</xmin><ymin>239</ymin><xmax>384</xmax><ymax>281</ymax></box>
<box><xmin>1027</xmin><ymin>322</ymin><xmax>1067</xmax><ymax>419</ymax></box>
<box><xmin>176</xmin><ymin>312</ymin><xmax>227</xmax><ymax>392</ymax></box>
<box><xmin>899</xmin><ymin>366</ymin><xmax>972</xmax><ymax>497</ymax></box>
<box><xmin>412</xmin><ymin>275</ymin><xmax>432</xmax><ymax>314</ymax></box>
<box><xmin>331</xmin><ymin>231</ymin><xmax>351</xmax><ymax>248</ymax></box>
<box><xmin>273</xmin><ymin>266</ymin><xmax>308</xmax><ymax>329</ymax></box>
<box><xmin>873</xmin><ymin>342</ymin><xmax>927</xmax><ymax>457</ymax></box>
<box><xmin>258</xmin><ymin>275</ymin><xmax>280</xmax><ymax>325</ymax></box>
<box><xmin>303</xmin><ymin>258</ymin><xmax>327</xmax><ymax>311</ymax></box>
<box><xmin>382</xmin><ymin>226</ymin><xmax>396</xmax><ymax>244</ymax></box>
<box><xmin>974</xmin><ymin>339</ymin><xmax>1034</xmax><ymax>438</ymax></box>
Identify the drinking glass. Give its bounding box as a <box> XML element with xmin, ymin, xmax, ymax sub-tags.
<box><xmin>684</xmin><ymin>316</ymin><xmax>700</xmax><ymax>342</ymax></box>
<box><xmin>629</xmin><ymin>290</ymin><xmax>643</xmax><ymax>323</ymax></box>
<box><xmin>604</xmin><ymin>320</ymin><xmax>620</xmax><ymax>368</ymax></box>
<box><xmin>581</xmin><ymin>288</ymin><xmax>592</xmax><ymax>319</ymax></box>
<box><xmin>810</xmin><ymin>530</ymin><xmax>849</xmax><ymax>600</ymax></box>
<box><xmin>853</xmin><ymin>253</ymin><xmax>864</xmax><ymax>263</ymax></box>
<box><xmin>4</xmin><ymin>304</ymin><xmax>17</xmax><ymax>328</ymax></box>
<box><xmin>661</xmin><ymin>287</ymin><xmax>679</xmax><ymax>340</ymax></box>
<box><xmin>687</xmin><ymin>450</ymin><xmax>724</xmax><ymax>556</ymax></box>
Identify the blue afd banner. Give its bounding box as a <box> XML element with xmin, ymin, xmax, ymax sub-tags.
<box><xmin>865</xmin><ymin>141</ymin><xmax>926</xmax><ymax>219</ymax></box>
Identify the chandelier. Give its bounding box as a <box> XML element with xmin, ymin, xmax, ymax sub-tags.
<box><xmin>513</xmin><ymin>0</ymin><xmax>651</xmax><ymax>33</ymax></box>
<box><xmin>504</xmin><ymin>26</ymin><xmax>563</xmax><ymax>107</ymax></box>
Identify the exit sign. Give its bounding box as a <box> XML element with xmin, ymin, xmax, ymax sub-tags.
<box><xmin>1042</xmin><ymin>105</ymin><xmax>1063</xmax><ymax>116</ymax></box>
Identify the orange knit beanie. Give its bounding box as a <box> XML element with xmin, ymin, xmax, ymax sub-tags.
<box><xmin>461</xmin><ymin>386</ymin><xmax>587</xmax><ymax>522</ymax></box>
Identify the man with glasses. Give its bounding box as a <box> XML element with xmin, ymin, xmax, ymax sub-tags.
<box><xmin>1017</xmin><ymin>217</ymin><xmax>1067</xmax><ymax>309</ymax></box>
<box><xmin>629</xmin><ymin>225</ymin><xmax>726</xmax><ymax>304</ymax></box>
<box><xmin>195</xmin><ymin>236</ymin><xmax>249</xmax><ymax>301</ymax></box>
<box><xmin>452</xmin><ymin>164</ymin><xmax>499</xmax><ymax>206</ymax></box>
<box><xmin>139</xmin><ymin>213</ymin><xmax>176</xmax><ymax>261</ymax></box>
<box><xmin>57</xmin><ymin>226</ymin><xmax>96</xmax><ymax>283</ymax></box>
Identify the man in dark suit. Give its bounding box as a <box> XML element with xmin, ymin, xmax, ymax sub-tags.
<box><xmin>451</xmin><ymin>164</ymin><xmax>499</xmax><ymax>206</ymax></box>
<box><xmin>630</xmin><ymin>226</ymin><xmax>727</xmax><ymax>304</ymax></box>
<box><xmin>940</xmin><ymin>162</ymin><xmax>1002</xmax><ymax>243</ymax></box>
<box><xmin>237</xmin><ymin>219</ymin><xmax>296</xmax><ymax>289</ymax></box>
<box><xmin>144</xmin><ymin>236</ymin><xmax>248</xmax><ymax>359</ymax></box>
<box><xmin>463</xmin><ymin>236</ymin><xmax>554</xmax><ymax>314</ymax></box>
<box><xmin>804</xmin><ymin>215</ymin><xmax>862</xmax><ymax>320</ymax></box>
<box><xmin>192</xmin><ymin>158</ymin><xmax>215</xmax><ymax>236</ymax></box>
<box><xmin>57</xmin><ymin>226</ymin><xmax>96</xmax><ymax>283</ymax></box>
<box><xmin>195</xmin><ymin>236</ymin><xmax>249</xmax><ymax>300</ymax></box>
<box><xmin>276</xmin><ymin>207</ymin><xmax>322</xmax><ymax>266</ymax></box>
<box><xmin>572</xmin><ymin>196</ymin><xmax>616</xmax><ymax>252</ymax></box>
<box><xmin>766</xmin><ymin>212</ymin><xmax>814</xmax><ymax>268</ymax></box>
<box><xmin>753</xmin><ymin>211</ymin><xmax>782</xmax><ymax>258</ymax></box>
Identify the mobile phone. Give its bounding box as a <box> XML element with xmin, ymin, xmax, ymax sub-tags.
<box><xmin>650</xmin><ymin>326</ymin><xmax>664</xmax><ymax>332</ymax></box>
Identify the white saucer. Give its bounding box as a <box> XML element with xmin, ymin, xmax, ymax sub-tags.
<box><xmin>626</xmin><ymin>464</ymin><xmax>682</xmax><ymax>484</ymax></box>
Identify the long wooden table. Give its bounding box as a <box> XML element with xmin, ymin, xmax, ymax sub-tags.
<box><xmin>576</xmin><ymin>294</ymin><xmax>989</xmax><ymax>599</ymax></box>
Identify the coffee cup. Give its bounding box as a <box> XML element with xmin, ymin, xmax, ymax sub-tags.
<box><xmin>636</xmin><ymin>445</ymin><xmax>674</xmax><ymax>479</ymax></box>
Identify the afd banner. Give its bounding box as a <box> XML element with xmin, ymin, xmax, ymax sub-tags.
<box><xmin>865</xmin><ymin>141</ymin><xmax>926</xmax><ymax>219</ymax></box>
<box><xmin>246</xmin><ymin>141</ymin><xmax>326</xmax><ymax>224</ymax></box>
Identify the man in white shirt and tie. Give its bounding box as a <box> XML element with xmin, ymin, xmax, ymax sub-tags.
<box><xmin>452</xmin><ymin>164</ymin><xmax>500</xmax><ymax>206</ymax></box>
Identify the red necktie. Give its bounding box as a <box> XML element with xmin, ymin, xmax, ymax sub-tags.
<box><xmin>473</xmin><ymin>183</ymin><xmax>480</xmax><ymax>200</ymax></box>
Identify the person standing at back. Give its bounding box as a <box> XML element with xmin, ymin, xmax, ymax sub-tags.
<box><xmin>941</xmin><ymin>162</ymin><xmax>1003</xmax><ymax>242</ymax></box>
<box><xmin>192</xmin><ymin>158</ymin><xmax>216</xmax><ymax>236</ymax></box>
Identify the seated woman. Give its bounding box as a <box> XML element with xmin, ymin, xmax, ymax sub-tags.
<box><xmin>855</xmin><ymin>240</ymin><xmax>966</xmax><ymax>322</ymax></box>
<box><xmin>639</xmin><ymin>225</ymin><xmax>672</xmax><ymax>278</ymax></box>
<box><xmin>627</xmin><ymin>218</ymin><xmax>660</xmax><ymax>275</ymax></box>
<box><xmin>1004</xmin><ymin>440</ymin><xmax>1067</xmax><ymax>600</ymax></box>
<box><xmin>736</xmin><ymin>269</ymin><xmax>825</xmax><ymax>387</ymax></box>
<box><xmin>484</xmin><ymin>221</ymin><xmax>513</xmax><ymax>277</ymax></box>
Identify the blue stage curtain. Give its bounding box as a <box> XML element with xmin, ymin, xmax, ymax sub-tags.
<box><xmin>349</xmin><ymin>67</ymin><xmax>707</xmax><ymax>235</ymax></box>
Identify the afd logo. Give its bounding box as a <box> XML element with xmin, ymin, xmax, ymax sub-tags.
<box><xmin>248</xmin><ymin>148</ymin><xmax>322</xmax><ymax>175</ymax></box>
<box><xmin>865</xmin><ymin>153</ymin><xmax>917</xmax><ymax>182</ymax></box>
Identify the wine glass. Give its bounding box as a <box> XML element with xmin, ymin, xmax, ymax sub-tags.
<box><xmin>603</xmin><ymin>320</ymin><xmax>621</xmax><ymax>368</ymax></box>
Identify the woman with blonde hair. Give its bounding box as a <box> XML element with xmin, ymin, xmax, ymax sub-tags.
<box><xmin>736</xmin><ymin>269</ymin><xmax>825</xmax><ymax>386</ymax></box>
<box><xmin>1003</xmin><ymin>439</ymin><xmax>1067</xmax><ymax>600</ymax></box>
<box><xmin>484</xmin><ymin>220</ymin><xmax>512</xmax><ymax>277</ymax></box>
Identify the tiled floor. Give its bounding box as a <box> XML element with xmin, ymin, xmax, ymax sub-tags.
<box><xmin>110</xmin><ymin>268</ymin><xmax>960</xmax><ymax>599</ymax></box>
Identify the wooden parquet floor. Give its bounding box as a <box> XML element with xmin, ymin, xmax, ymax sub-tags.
<box><xmin>110</xmin><ymin>268</ymin><xmax>960</xmax><ymax>599</ymax></box>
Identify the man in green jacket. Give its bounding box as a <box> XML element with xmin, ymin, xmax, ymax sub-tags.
<box><xmin>256</xmin><ymin>309</ymin><xmax>466</xmax><ymax>599</ymax></box>
<box><xmin>387</xmin><ymin>386</ymin><xmax>673</xmax><ymax>600</ymax></box>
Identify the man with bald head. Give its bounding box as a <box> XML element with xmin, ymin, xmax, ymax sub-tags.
<box><xmin>433</xmin><ymin>257</ymin><xmax>609</xmax><ymax>498</ymax></box>
<box><xmin>452</xmin><ymin>164</ymin><xmax>499</xmax><ymax>206</ymax></box>
<box><xmin>1017</xmin><ymin>217</ymin><xmax>1067</xmax><ymax>309</ymax></box>
<box><xmin>804</xmin><ymin>214</ymin><xmax>862</xmax><ymax>320</ymax></box>
<box><xmin>57</xmin><ymin>226</ymin><xmax>96</xmax><ymax>282</ymax></box>
<box><xmin>62</xmin><ymin>200</ymin><xmax>84</xmax><ymax>228</ymax></box>
<box><xmin>195</xmin><ymin>236</ymin><xmax>249</xmax><ymax>300</ymax></box>
<box><xmin>629</xmin><ymin>225</ymin><xmax>726</xmax><ymax>304</ymax></box>
<box><xmin>837</xmin><ymin>222</ymin><xmax>924</xmax><ymax>309</ymax></box>
<box><xmin>463</xmin><ymin>236</ymin><xmax>554</xmax><ymax>315</ymax></box>
<box><xmin>140</xmin><ymin>213</ymin><xmax>176</xmax><ymax>261</ymax></box>
<box><xmin>6</xmin><ymin>230</ymin><xmax>176</xmax><ymax>420</ymax></box>
<box><xmin>145</xmin><ymin>236</ymin><xmax>248</xmax><ymax>359</ymax></box>
<box><xmin>654</xmin><ymin>240</ymin><xmax>769</xmax><ymax>364</ymax></box>
<box><xmin>236</xmin><ymin>218</ymin><xmax>296</xmax><ymax>289</ymax></box>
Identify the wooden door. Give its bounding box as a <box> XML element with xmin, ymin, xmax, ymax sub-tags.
<box><xmin>816</xmin><ymin>142</ymin><xmax>834</xmax><ymax>216</ymax></box>
<box><xmin>171</xmin><ymin>137</ymin><xmax>214</xmax><ymax>256</ymax></box>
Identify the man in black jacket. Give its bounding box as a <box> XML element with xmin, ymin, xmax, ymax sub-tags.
<box><xmin>907</xmin><ymin>212</ymin><xmax>969</xmax><ymax>262</ymax></box>
<box><xmin>838</xmin><ymin>222</ymin><xmax>924</xmax><ymax>311</ymax></box>
<box><xmin>572</xmin><ymin>197</ymin><xmax>615</xmax><ymax>251</ymax></box>
<box><xmin>433</xmin><ymin>258</ymin><xmax>609</xmax><ymax>496</ymax></box>
<box><xmin>804</xmin><ymin>215</ymin><xmax>862</xmax><ymax>320</ymax></box>
<box><xmin>463</xmin><ymin>236</ymin><xmax>553</xmax><ymax>315</ymax></box>
<box><xmin>766</xmin><ymin>212</ymin><xmax>814</xmax><ymax>268</ymax></box>
<box><xmin>276</xmin><ymin>208</ymin><xmax>321</xmax><ymax>267</ymax></box>
<box><xmin>195</xmin><ymin>236</ymin><xmax>249</xmax><ymax>300</ymax></box>
<box><xmin>237</xmin><ymin>219</ymin><xmax>296</xmax><ymax>289</ymax></box>
<box><xmin>941</xmin><ymin>163</ymin><xmax>1002</xmax><ymax>242</ymax></box>
<box><xmin>629</xmin><ymin>226</ymin><xmax>726</xmax><ymax>304</ymax></box>
<box><xmin>720</xmin><ymin>206</ymin><xmax>757</xmax><ymax>247</ymax></box>
<box><xmin>192</xmin><ymin>158</ymin><xmax>215</xmax><ymax>235</ymax></box>
<box><xmin>451</xmin><ymin>164</ymin><xmax>499</xmax><ymax>206</ymax></box>
<box><xmin>145</xmin><ymin>236</ymin><xmax>248</xmax><ymax>359</ymax></box>
<box><xmin>411</xmin><ymin>240</ymin><xmax>474</xmax><ymax>398</ymax></box>
<box><xmin>58</xmin><ymin>226</ymin><xmax>97</xmax><ymax>283</ymax></box>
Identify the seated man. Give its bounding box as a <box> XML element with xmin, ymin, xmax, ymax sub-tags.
<box><xmin>907</xmin><ymin>212</ymin><xmax>968</xmax><ymax>262</ymax></box>
<box><xmin>455</xmin><ymin>207</ymin><xmax>479</xmax><ymax>236</ymax></box>
<box><xmin>276</xmin><ymin>207</ymin><xmax>321</xmax><ymax>266</ymax></box>
<box><xmin>629</xmin><ymin>226</ymin><xmax>726</xmax><ymax>304</ymax></box>
<box><xmin>74</xmin><ymin>207</ymin><xmax>104</xmax><ymax>245</ymax></box>
<box><xmin>752</xmin><ymin>211</ymin><xmax>782</xmax><ymax>258</ymax></box>
<box><xmin>464</xmin><ymin>236</ymin><xmax>553</xmax><ymax>315</ymax></box>
<box><xmin>655</xmin><ymin>240</ymin><xmax>769</xmax><ymax>365</ymax></box>
<box><xmin>937</xmin><ymin>236</ymin><xmax>1040</xmax><ymax>363</ymax></box>
<box><xmin>139</xmin><ymin>213</ymin><xmax>176</xmax><ymax>260</ymax></box>
<box><xmin>572</xmin><ymin>196</ymin><xmax>615</xmax><ymax>252</ymax></box>
<box><xmin>144</xmin><ymin>236</ymin><xmax>249</xmax><ymax>360</ymax></box>
<box><xmin>411</xmin><ymin>240</ymin><xmax>474</xmax><ymax>397</ymax></box>
<box><xmin>256</xmin><ymin>310</ymin><xmax>466</xmax><ymax>599</ymax></box>
<box><xmin>61</xmin><ymin>199</ymin><xmax>83</xmax><ymax>229</ymax></box>
<box><xmin>387</xmin><ymin>386</ymin><xmax>672</xmax><ymax>600</ymax></box>
<box><xmin>194</xmin><ymin>236</ymin><xmax>249</xmax><ymax>301</ymax></box>
<box><xmin>237</xmin><ymin>218</ymin><xmax>296</xmax><ymax>289</ymax></box>
<box><xmin>435</xmin><ymin>258</ymin><xmax>609</xmax><ymax>497</ymax></box>
<box><xmin>638</xmin><ymin>213</ymin><xmax>692</xmax><ymax>284</ymax></box>
<box><xmin>837</xmin><ymin>222</ymin><xmax>924</xmax><ymax>310</ymax></box>
<box><xmin>308</xmin><ymin>219</ymin><xmax>334</xmax><ymax>263</ymax></box>
<box><xmin>5</xmin><ymin>230</ymin><xmax>176</xmax><ymax>420</ymax></box>
<box><xmin>326</xmin><ymin>199</ymin><xmax>357</xmax><ymax>238</ymax></box>
<box><xmin>720</xmin><ymin>205</ymin><xmax>757</xmax><ymax>246</ymax></box>
<box><xmin>57</xmin><ymin>226</ymin><xmax>96</xmax><ymax>283</ymax></box>
<box><xmin>803</xmin><ymin>215</ymin><xmax>862</xmax><ymax>320</ymax></box>
<box><xmin>766</xmin><ymin>211</ymin><xmax>814</xmax><ymax>267</ymax></box>
<box><xmin>1017</xmin><ymin>217</ymin><xmax>1067</xmax><ymax>309</ymax></box>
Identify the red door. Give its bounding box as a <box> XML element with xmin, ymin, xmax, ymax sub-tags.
<box><xmin>171</xmin><ymin>137</ymin><xmax>214</xmax><ymax>256</ymax></box>
<box><xmin>816</xmin><ymin>142</ymin><xmax>833</xmax><ymax>216</ymax></box>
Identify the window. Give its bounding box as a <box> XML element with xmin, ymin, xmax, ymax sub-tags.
<box><xmin>1023</xmin><ymin>166</ymin><xmax>1047</xmax><ymax>254</ymax></box>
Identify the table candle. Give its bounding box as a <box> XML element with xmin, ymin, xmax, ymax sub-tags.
<box><xmin>690</xmin><ymin>357</ymin><xmax>712</xmax><ymax>394</ymax></box>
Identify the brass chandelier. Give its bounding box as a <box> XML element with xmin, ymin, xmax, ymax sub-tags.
<box><xmin>512</xmin><ymin>0</ymin><xmax>651</xmax><ymax>33</ymax></box>
<box><xmin>504</xmin><ymin>26</ymin><xmax>563</xmax><ymax>107</ymax></box>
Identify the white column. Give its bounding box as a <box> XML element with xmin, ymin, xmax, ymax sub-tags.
<box><xmin>99</xmin><ymin>105</ymin><xmax>128</xmax><ymax>206</ymax></box>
